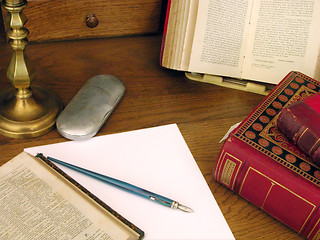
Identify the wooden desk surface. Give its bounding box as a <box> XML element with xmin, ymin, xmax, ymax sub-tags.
<box><xmin>0</xmin><ymin>34</ymin><xmax>303</xmax><ymax>239</ymax></box>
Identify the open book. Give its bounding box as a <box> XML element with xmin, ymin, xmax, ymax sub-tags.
<box><xmin>161</xmin><ymin>0</ymin><xmax>320</xmax><ymax>94</ymax></box>
<box><xmin>0</xmin><ymin>152</ymin><xmax>144</xmax><ymax>240</ymax></box>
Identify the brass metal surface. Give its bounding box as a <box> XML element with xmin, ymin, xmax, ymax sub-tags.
<box><xmin>0</xmin><ymin>0</ymin><xmax>61</xmax><ymax>138</ymax></box>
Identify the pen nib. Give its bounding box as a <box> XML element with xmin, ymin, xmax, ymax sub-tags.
<box><xmin>177</xmin><ymin>204</ymin><xmax>193</xmax><ymax>213</ymax></box>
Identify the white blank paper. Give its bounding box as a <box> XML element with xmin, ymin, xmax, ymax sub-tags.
<box><xmin>25</xmin><ymin>124</ymin><xmax>234</xmax><ymax>240</ymax></box>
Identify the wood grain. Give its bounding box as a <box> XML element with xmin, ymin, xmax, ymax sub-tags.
<box><xmin>0</xmin><ymin>34</ymin><xmax>303</xmax><ymax>239</ymax></box>
<box><xmin>1</xmin><ymin>0</ymin><xmax>164</xmax><ymax>42</ymax></box>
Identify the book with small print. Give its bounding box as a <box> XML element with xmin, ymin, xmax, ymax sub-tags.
<box><xmin>0</xmin><ymin>152</ymin><xmax>144</xmax><ymax>239</ymax></box>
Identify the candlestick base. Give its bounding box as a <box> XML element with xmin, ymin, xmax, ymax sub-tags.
<box><xmin>0</xmin><ymin>86</ymin><xmax>62</xmax><ymax>138</ymax></box>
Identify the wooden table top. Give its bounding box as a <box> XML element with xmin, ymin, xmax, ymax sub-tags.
<box><xmin>0</xmin><ymin>34</ymin><xmax>303</xmax><ymax>239</ymax></box>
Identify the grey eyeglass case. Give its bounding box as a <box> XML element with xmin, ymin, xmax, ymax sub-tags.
<box><xmin>56</xmin><ymin>75</ymin><xmax>125</xmax><ymax>141</ymax></box>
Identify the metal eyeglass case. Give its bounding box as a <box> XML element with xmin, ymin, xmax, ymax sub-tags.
<box><xmin>56</xmin><ymin>75</ymin><xmax>125</xmax><ymax>140</ymax></box>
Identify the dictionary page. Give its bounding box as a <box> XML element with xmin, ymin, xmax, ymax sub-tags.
<box><xmin>0</xmin><ymin>152</ymin><xmax>141</xmax><ymax>240</ymax></box>
<box><xmin>188</xmin><ymin>0</ymin><xmax>253</xmax><ymax>78</ymax></box>
<box><xmin>242</xmin><ymin>0</ymin><xmax>320</xmax><ymax>83</ymax></box>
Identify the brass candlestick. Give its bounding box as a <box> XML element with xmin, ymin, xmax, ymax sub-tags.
<box><xmin>0</xmin><ymin>0</ymin><xmax>62</xmax><ymax>138</ymax></box>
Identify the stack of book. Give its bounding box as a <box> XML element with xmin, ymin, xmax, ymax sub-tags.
<box><xmin>214</xmin><ymin>71</ymin><xmax>320</xmax><ymax>239</ymax></box>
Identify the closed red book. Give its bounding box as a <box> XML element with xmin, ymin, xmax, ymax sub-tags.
<box><xmin>277</xmin><ymin>92</ymin><xmax>320</xmax><ymax>165</ymax></box>
<box><xmin>214</xmin><ymin>71</ymin><xmax>320</xmax><ymax>239</ymax></box>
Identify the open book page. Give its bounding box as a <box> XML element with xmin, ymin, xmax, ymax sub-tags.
<box><xmin>242</xmin><ymin>0</ymin><xmax>320</xmax><ymax>84</ymax></box>
<box><xmin>0</xmin><ymin>152</ymin><xmax>140</xmax><ymax>240</ymax></box>
<box><xmin>188</xmin><ymin>0</ymin><xmax>254</xmax><ymax>78</ymax></box>
<box><xmin>25</xmin><ymin>124</ymin><xmax>235</xmax><ymax>240</ymax></box>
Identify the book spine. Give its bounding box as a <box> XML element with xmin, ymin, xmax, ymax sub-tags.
<box><xmin>277</xmin><ymin>102</ymin><xmax>320</xmax><ymax>166</ymax></box>
<box><xmin>214</xmin><ymin>134</ymin><xmax>320</xmax><ymax>239</ymax></box>
<box><xmin>159</xmin><ymin>0</ymin><xmax>171</xmax><ymax>66</ymax></box>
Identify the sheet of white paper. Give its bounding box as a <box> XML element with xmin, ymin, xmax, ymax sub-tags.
<box><xmin>25</xmin><ymin>124</ymin><xmax>234</xmax><ymax>240</ymax></box>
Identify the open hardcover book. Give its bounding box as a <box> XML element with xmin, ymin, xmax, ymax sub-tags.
<box><xmin>161</xmin><ymin>0</ymin><xmax>320</xmax><ymax>94</ymax></box>
<box><xmin>0</xmin><ymin>152</ymin><xmax>144</xmax><ymax>240</ymax></box>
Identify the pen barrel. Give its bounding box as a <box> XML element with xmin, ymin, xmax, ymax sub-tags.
<box><xmin>47</xmin><ymin>156</ymin><xmax>174</xmax><ymax>208</ymax></box>
<box><xmin>102</xmin><ymin>175</ymin><xmax>174</xmax><ymax>207</ymax></box>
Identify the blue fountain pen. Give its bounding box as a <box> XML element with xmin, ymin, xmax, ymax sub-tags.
<box><xmin>45</xmin><ymin>155</ymin><xmax>193</xmax><ymax>213</ymax></box>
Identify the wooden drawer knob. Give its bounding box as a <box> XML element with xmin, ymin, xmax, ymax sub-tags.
<box><xmin>86</xmin><ymin>14</ymin><xmax>99</xmax><ymax>28</ymax></box>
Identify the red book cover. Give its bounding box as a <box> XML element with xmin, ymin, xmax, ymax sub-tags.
<box><xmin>214</xmin><ymin>71</ymin><xmax>320</xmax><ymax>239</ymax></box>
<box><xmin>277</xmin><ymin>92</ymin><xmax>320</xmax><ymax>165</ymax></box>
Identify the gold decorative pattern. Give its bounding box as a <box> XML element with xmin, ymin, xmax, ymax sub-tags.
<box><xmin>310</xmin><ymin>139</ymin><xmax>320</xmax><ymax>156</ymax></box>
<box><xmin>310</xmin><ymin>220</ymin><xmax>320</xmax><ymax>240</ymax></box>
<box><xmin>261</xmin><ymin>182</ymin><xmax>275</xmax><ymax>209</ymax></box>
<box><xmin>313</xmin><ymin>231</ymin><xmax>320</xmax><ymax>240</ymax></box>
<box><xmin>240</xmin><ymin>167</ymin><xmax>316</xmax><ymax>233</ymax></box>
<box><xmin>296</xmin><ymin>127</ymin><xmax>309</xmax><ymax>143</ymax></box>
<box><xmin>215</xmin><ymin>151</ymin><xmax>243</xmax><ymax>190</ymax></box>
<box><xmin>220</xmin><ymin>159</ymin><xmax>236</xmax><ymax>187</ymax></box>
<box><xmin>234</xmin><ymin>72</ymin><xmax>320</xmax><ymax>187</ymax></box>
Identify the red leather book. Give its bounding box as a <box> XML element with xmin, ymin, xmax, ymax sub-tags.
<box><xmin>277</xmin><ymin>92</ymin><xmax>320</xmax><ymax>165</ymax></box>
<box><xmin>214</xmin><ymin>71</ymin><xmax>320</xmax><ymax>239</ymax></box>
